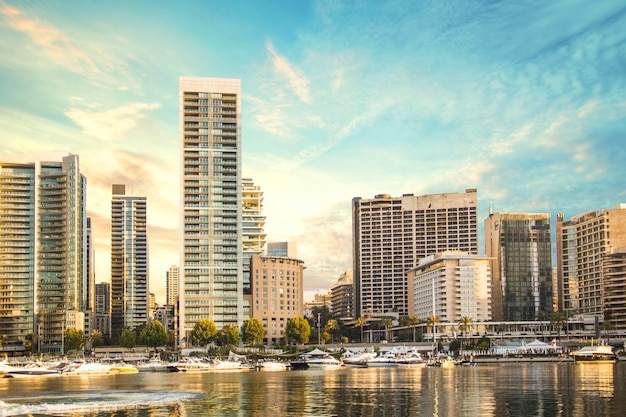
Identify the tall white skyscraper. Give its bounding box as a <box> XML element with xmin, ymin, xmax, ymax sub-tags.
<box><xmin>0</xmin><ymin>153</ymin><xmax>87</xmax><ymax>353</ymax></box>
<box><xmin>110</xmin><ymin>184</ymin><xmax>148</xmax><ymax>336</ymax></box>
<box><xmin>179</xmin><ymin>77</ymin><xmax>243</xmax><ymax>343</ymax></box>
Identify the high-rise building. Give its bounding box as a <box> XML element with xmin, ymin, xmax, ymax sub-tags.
<box><xmin>250</xmin><ymin>254</ymin><xmax>305</xmax><ymax>345</ymax></box>
<box><xmin>603</xmin><ymin>247</ymin><xmax>626</xmax><ymax>331</ymax></box>
<box><xmin>179</xmin><ymin>77</ymin><xmax>243</xmax><ymax>343</ymax></box>
<box><xmin>0</xmin><ymin>153</ymin><xmax>87</xmax><ymax>353</ymax></box>
<box><xmin>110</xmin><ymin>184</ymin><xmax>148</xmax><ymax>336</ymax></box>
<box><xmin>242</xmin><ymin>178</ymin><xmax>266</xmax><ymax>320</ymax></box>
<box><xmin>84</xmin><ymin>217</ymin><xmax>95</xmax><ymax>333</ymax></box>
<box><xmin>485</xmin><ymin>211</ymin><xmax>552</xmax><ymax>321</ymax></box>
<box><xmin>407</xmin><ymin>251</ymin><xmax>492</xmax><ymax>322</ymax></box>
<box><xmin>330</xmin><ymin>270</ymin><xmax>354</xmax><ymax>321</ymax></box>
<box><xmin>166</xmin><ymin>265</ymin><xmax>179</xmax><ymax>307</ymax></box>
<box><xmin>95</xmin><ymin>282</ymin><xmax>111</xmax><ymax>340</ymax></box>
<box><xmin>556</xmin><ymin>204</ymin><xmax>626</xmax><ymax>316</ymax></box>
<box><xmin>352</xmin><ymin>189</ymin><xmax>478</xmax><ymax>318</ymax></box>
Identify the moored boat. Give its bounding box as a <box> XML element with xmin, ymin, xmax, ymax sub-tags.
<box><xmin>571</xmin><ymin>344</ymin><xmax>617</xmax><ymax>363</ymax></box>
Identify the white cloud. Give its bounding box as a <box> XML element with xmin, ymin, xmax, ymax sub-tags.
<box><xmin>267</xmin><ymin>41</ymin><xmax>311</xmax><ymax>103</ymax></box>
<box><xmin>65</xmin><ymin>102</ymin><xmax>160</xmax><ymax>141</ymax></box>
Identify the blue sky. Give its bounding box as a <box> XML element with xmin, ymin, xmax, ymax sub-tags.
<box><xmin>1</xmin><ymin>0</ymin><xmax>625</xmax><ymax>303</ymax></box>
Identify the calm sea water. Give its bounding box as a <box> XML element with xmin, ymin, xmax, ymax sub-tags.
<box><xmin>1</xmin><ymin>362</ymin><xmax>625</xmax><ymax>417</ymax></box>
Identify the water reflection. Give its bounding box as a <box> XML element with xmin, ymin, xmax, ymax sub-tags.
<box><xmin>1</xmin><ymin>363</ymin><xmax>625</xmax><ymax>417</ymax></box>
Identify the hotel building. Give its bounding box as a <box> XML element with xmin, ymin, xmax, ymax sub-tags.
<box><xmin>352</xmin><ymin>189</ymin><xmax>478</xmax><ymax>319</ymax></box>
<box><xmin>556</xmin><ymin>204</ymin><xmax>626</xmax><ymax>316</ymax></box>
<box><xmin>407</xmin><ymin>251</ymin><xmax>492</xmax><ymax>322</ymax></box>
<box><xmin>485</xmin><ymin>212</ymin><xmax>553</xmax><ymax>321</ymax></box>
<box><xmin>179</xmin><ymin>77</ymin><xmax>243</xmax><ymax>343</ymax></box>
<box><xmin>110</xmin><ymin>184</ymin><xmax>148</xmax><ymax>336</ymax></box>
<box><xmin>0</xmin><ymin>153</ymin><xmax>87</xmax><ymax>353</ymax></box>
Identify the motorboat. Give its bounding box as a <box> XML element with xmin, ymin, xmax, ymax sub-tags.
<box><xmin>396</xmin><ymin>352</ymin><xmax>426</xmax><ymax>367</ymax></box>
<box><xmin>60</xmin><ymin>361</ymin><xmax>119</xmax><ymax>375</ymax></box>
<box><xmin>342</xmin><ymin>351</ymin><xmax>377</xmax><ymax>368</ymax></box>
<box><xmin>1</xmin><ymin>361</ymin><xmax>63</xmax><ymax>378</ymax></box>
<box><xmin>570</xmin><ymin>344</ymin><xmax>617</xmax><ymax>363</ymax></box>
<box><xmin>210</xmin><ymin>359</ymin><xmax>251</xmax><ymax>372</ymax></box>
<box><xmin>366</xmin><ymin>352</ymin><xmax>399</xmax><ymax>368</ymax></box>
<box><xmin>297</xmin><ymin>348</ymin><xmax>343</xmax><ymax>370</ymax></box>
<box><xmin>256</xmin><ymin>360</ymin><xmax>289</xmax><ymax>372</ymax></box>
<box><xmin>136</xmin><ymin>358</ymin><xmax>180</xmax><ymax>372</ymax></box>
<box><xmin>171</xmin><ymin>358</ymin><xmax>214</xmax><ymax>372</ymax></box>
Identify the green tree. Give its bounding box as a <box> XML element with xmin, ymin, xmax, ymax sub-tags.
<box><xmin>458</xmin><ymin>316</ymin><xmax>474</xmax><ymax>350</ymax></box>
<box><xmin>140</xmin><ymin>321</ymin><xmax>169</xmax><ymax>353</ymax></box>
<box><xmin>217</xmin><ymin>324</ymin><xmax>240</xmax><ymax>346</ymax></box>
<box><xmin>120</xmin><ymin>328</ymin><xmax>137</xmax><ymax>351</ymax></box>
<box><xmin>191</xmin><ymin>319</ymin><xmax>217</xmax><ymax>347</ymax></box>
<box><xmin>355</xmin><ymin>317</ymin><xmax>367</xmax><ymax>343</ymax></box>
<box><xmin>242</xmin><ymin>318</ymin><xmax>265</xmax><ymax>345</ymax></box>
<box><xmin>325</xmin><ymin>319</ymin><xmax>340</xmax><ymax>344</ymax></box>
<box><xmin>63</xmin><ymin>328</ymin><xmax>86</xmax><ymax>353</ymax></box>
<box><xmin>286</xmin><ymin>316</ymin><xmax>311</xmax><ymax>344</ymax></box>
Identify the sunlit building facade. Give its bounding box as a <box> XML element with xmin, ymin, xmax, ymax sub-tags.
<box><xmin>179</xmin><ymin>77</ymin><xmax>243</xmax><ymax>344</ymax></box>
<box><xmin>407</xmin><ymin>251</ymin><xmax>492</xmax><ymax>322</ymax></box>
<box><xmin>0</xmin><ymin>153</ymin><xmax>86</xmax><ymax>353</ymax></box>
<box><xmin>330</xmin><ymin>270</ymin><xmax>354</xmax><ymax>321</ymax></box>
<box><xmin>166</xmin><ymin>265</ymin><xmax>179</xmax><ymax>306</ymax></box>
<box><xmin>556</xmin><ymin>205</ymin><xmax>626</xmax><ymax>316</ymax></box>
<box><xmin>242</xmin><ymin>178</ymin><xmax>266</xmax><ymax>321</ymax></box>
<box><xmin>250</xmin><ymin>254</ymin><xmax>304</xmax><ymax>345</ymax></box>
<box><xmin>352</xmin><ymin>189</ymin><xmax>478</xmax><ymax>318</ymax></box>
<box><xmin>603</xmin><ymin>247</ymin><xmax>626</xmax><ymax>331</ymax></box>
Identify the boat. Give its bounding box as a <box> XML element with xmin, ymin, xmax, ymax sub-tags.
<box><xmin>171</xmin><ymin>358</ymin><xmax>214</xmax><ymax>372</ymax></box>
<box><xmin>366</xmin><ymin>352</ymin><xmax>399</xmax><ymax>368</ymax></box>
<box><xmin>1</xmin><ymin>361</ymin><xmax>63</xmax><ymax>378</ymax></box>
<box><xmin>570</xmin><ymin>344</ymin><xmax>617</xmax><ymax>363</ymax></box>
<box><xmin>396</xmin><ymin>352</ymin><xmax>426</xmax><ymax>367</ymax></box>
<box><xmin>296</xmin><ymin>348</ymin><xmax>343</xmax><ymax>370</ymax></box>
<box><xmin>110</xmin><ymin>363</ymin><xmax>139</xmax><ymax>373</ymax></box>
<box><xmin>342</xmin><ymin>351</ymin><xmax>377</xmax><ymax>368</ymax></box>
<box><xmin>136</xmin><ymin>358</ymin><xmax>180</xmax><ymax>372</ymax></box>
<box><xmin>210</xmin><ymin>359</ymin><xmax>251</xmax><ymax>372</ymax></box>
<box><xmin>256</xmin><ymin>360</ymin><xmax>289</xmax><ymax>372</ymax></box>
<box><xmin>60</xmin><ymin>361</ymin><xmax>119</xmax><ymax>375</ymax></box>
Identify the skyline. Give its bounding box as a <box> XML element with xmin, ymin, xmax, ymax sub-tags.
<box><xmin>1</xmin><ymin>0</ymin><xmax>625</xmax><ymax>304</ymax></box>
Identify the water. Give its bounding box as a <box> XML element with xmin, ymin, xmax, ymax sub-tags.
<box><xmin>1</xmin><ymin>362</ymin><xmax>625</xmax><ymax>416</ymax></box>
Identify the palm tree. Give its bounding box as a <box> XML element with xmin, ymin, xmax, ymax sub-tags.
<box><xmin>380</xmin><ymin>317</ymin><xmax>393</xmax><ymax>342</ymax></box>
<box><xmin>426</xmin><ymin>315</ymin><xmax>440</xmax><ymax>346</ymax></box>
<box><xmin>325</xmin><ymin>319</ymin><xmax>340</xmax><ymax>344</ymax></box>
<box><xmin>458</xmin><ymin>316</ymin><xmax>474</xmax><ymax>351</ymax></box>
<box><xmin>355</xmin><ymin>317</ymin><xmax>367</xmax><ymax>343</ymax></box>
<box><xmin>87</xmin><ymin>329</ymin><xmax>103</xmax><ymax>351</ymax></box>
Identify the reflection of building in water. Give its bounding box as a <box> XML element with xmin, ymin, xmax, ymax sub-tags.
<box><xmin>574</xmin><ymin>363</ymin><xmax>614</xmax><ymax>416</ymax></box>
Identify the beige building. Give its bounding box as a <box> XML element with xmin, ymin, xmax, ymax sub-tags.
<box><xmin>407</xmin><ymin>251</ymin><xmax>492</xmax><ymax>322</ymax></box>
<box><xmin>603</xmin><ymin>247</ymin><xmax>626</xmax><ymax>331</ymax></box>
<box><xmin>556</xmin><ymin>204</ymin><xmax>626</xmax><ymax>316</ymax></box>
<box><xmin>250</xmin><ymin>254</ymin><xmax>305</xmax><ymax>345</ymax></box>
<box><xmin>179</xmin><ymin>77</ymin><xmax>243</xmax><ymax>343</ymax></box>
<box><xmin>352</xmin><ymin>189</ymin><xmax>478</xmax><ymax>318</ymax></box>
<box><xmin>166</xmin><ymin>265</ymin><xmax>179</xmax><ymax>307</ymax></box>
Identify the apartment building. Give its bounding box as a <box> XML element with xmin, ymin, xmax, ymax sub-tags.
<box><xmin>330</xmin><ymin>270</ymin><xmax>354</xmax><ymax>321</ymax></box>
<box><xmin>166</xmin><ymin>265</ymin><xmax>179</xmax><ymax>307</ymax></box>
<box><xmin>0</xmin><ymin>153</ymin><xmax>87</xmax><ymax>353</ymax></box>
<box><xmin>179</xmin><ymin>77</ymin><xmax>243</xmax><ymax>343</ymax></box>
<box><xmin>110</xmin><ymin>184</ymin><xmax>148</xmax><ymax>336</ymax></box>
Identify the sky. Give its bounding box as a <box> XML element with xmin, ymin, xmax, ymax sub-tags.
<box><xmin>1</xmin><ymin>0</ymin><xmax>625</xmax><ymax>305</ymax></box>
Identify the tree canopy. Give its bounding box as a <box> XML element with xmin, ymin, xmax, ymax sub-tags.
<box><xmin>63</xmin><ymin>328</ymin><xmax>86</xmax><ymax>353</ymax></box>
<box><xmin>217</xmin><ymin>324</ymin><xmax>240</xmax><ymax>346</ymax></box>
<box><xmin>120</xmin><ymin>328</ymin><xmax>136</xmax><ymax>350</ymax></box>
<box><xmin>242</xmin><ymin>318</ymin><xmax>265</xmax><ymax>345</ymax></box>
<box><xmin>286</xmin><ymin>316</ymin><xmax>311</xmax><ymax>344</ymax></box>
<box><xmin>140</xmin><ymin>320</ymin><xmax>168</xmax><ymax>351</ymax></box>
<box><xmin>191</xmin><ymin>319</ymin><xmax>217</xmax><ymax>347</ymax></box>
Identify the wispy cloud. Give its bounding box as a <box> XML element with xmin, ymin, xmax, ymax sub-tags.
<box><xmin>65</xmin><ymin>102</ymin><xmax>160</xmax><ymax>141</ymax></box>
<box><xmin>267</xmin><ymin>41</ymin><xmax>311</xmax><ymax>103</ymax></box>
<box><xmin>0</xmin><ymin>3</ymin><xmax>100</xmax><ymax>77</ymax></box>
